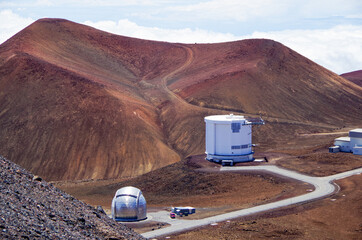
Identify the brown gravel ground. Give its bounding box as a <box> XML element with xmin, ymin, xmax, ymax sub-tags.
<box><xmin>277</xmin><ymin>151</ymin><xmax>362</xmax><ymax>176</ymax></box>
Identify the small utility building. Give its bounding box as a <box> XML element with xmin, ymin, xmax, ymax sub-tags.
<box><xmin>330</xmin><ymin>128</ymin><xmax>362</xmax><ymax>155</ymax></box>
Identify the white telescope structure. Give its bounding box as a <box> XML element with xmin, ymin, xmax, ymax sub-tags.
<box><xmin>205</xmin><ymin>114</ymin><xmax>264</xmax><ymax>165</ymax></box>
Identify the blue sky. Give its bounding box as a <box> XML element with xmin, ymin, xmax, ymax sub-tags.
<box><xmin>1</xmin><ymin>0</ymin><xmax>362</xmax><ymax>74</ymax></box>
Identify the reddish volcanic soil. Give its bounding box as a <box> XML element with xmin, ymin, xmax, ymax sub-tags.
<box><xmin>0</xmin><ymin>18</ymin><xmax>362</xmax><ymax>182</ymax></box>
<box><xmin>169</xmin><ymin>41</ymin><xmax>362</xmax><ymax>125</ymax></box>
<box><xmin>341</xmin><ymin>70</ymin><xmax>362</xmax><ymax>87</ymax></box>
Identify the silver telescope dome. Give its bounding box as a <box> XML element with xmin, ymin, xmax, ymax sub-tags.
<box><xmin>111</xmin><ymin>186</ymin><xmax>147</xmax><ymax>221</ymax></box>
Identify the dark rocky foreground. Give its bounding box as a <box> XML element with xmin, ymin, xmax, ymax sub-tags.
<box><xmin>0</xmin><ymin>155</ymin><xmax>144</xmax><ymax>239</ymax></box>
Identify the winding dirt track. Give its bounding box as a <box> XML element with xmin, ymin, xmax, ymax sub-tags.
<box><xmin>159</xmin><ymin>45</ymin><xmax>336</xmax><ymax>129</ymax></box>
<box><xmin>161</xmin><ymin>45</ymin><xmax>195</xmax><ymax>106</ymax></box>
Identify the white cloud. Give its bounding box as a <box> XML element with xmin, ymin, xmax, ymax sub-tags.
<box><xmin>167</xmin><ymin>0</ymin><xmax>362</xmax><ymax>22</ymax></box>
<box><xmin>0</xmin><ymin>10</ymin><xmax>34</xmax><ymax>44</ymax></box>
<box><xmin>0</xmin><ymin>0</ymin><xmax>176</xmax><ymax>7</ymax></box>
<box><xmin>83</xmin><ymin>19</ymin><xmax>236</xmax><ymax>43</ymax></box>
<box><xmin>247</xmin><ymin>25</ymin><xmax>362</xmax><ymax>74</ymax></box>
<box><xmin>84</xmin><ymin>19</ymin><xmax>362</xmax><ymax>74</ymax></box>
<box><xmin>298</xmin><ymin>0</ymin><xmax>362</xmax><ymax>18</ymax></box>
<box><xmin>167</xmin><ymin>0</ymin><xmax>289</xmax><ymax>22</ymax></box>
<box><xmin>34</xmin><ymin>0</ymin><xmax>53</xmax><ymax>6</ymax></box>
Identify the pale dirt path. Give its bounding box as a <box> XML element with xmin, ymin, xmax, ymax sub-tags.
<box><xmin>141</xmin><ymin>166</ymin><xmax>362</xmax><ymax>239</ymax></box>
<box><xmin>161</xmin><ymin>45</ymin><xmax>197</xmax><ymax>107</ymax></box>
<box><xmin>300</xmin><ymin>131</ymin><xmax>349</xmax><ymax>136</ymax></box>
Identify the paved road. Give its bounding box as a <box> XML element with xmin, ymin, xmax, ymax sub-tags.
<box><xmin>142</xmin><ymin>165</ymin><xmax>362</xmax><ymax>239</ymax></box>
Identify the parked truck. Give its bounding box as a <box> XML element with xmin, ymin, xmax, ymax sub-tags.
<box><xmin>171</xmin><ymin>207</ymin><xmax>196</xmax><ymax>217</ymax></box>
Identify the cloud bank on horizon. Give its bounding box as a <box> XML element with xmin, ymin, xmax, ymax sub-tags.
<box><xmin>0</xmin><ymin>0</ymin><xmax>362</xmax><ymax>74</ymax></box>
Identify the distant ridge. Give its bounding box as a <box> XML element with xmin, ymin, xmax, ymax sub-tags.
<box><xmin>341</xmin><ymin>70</ymin><xmax>362</xmax><ymax>87</ymax></box>
<box><xmin>0</xmin><ymin>18</ymin><xmax>361</xmax><ymax>181</ymax></box>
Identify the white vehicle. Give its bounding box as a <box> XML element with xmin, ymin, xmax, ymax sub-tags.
<box><xmin>171</xmin><ymin>207</ymin><xmax>196</xmax><ymax>216</ymax></box>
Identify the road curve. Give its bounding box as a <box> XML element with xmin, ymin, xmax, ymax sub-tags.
<box><xmin>142</xmin><ymin>165</ymin><xmax>362</xmax><ymax>239</ymax></box>
<box><xmin>161</xmin><ymin>45</ymin><xmax>195</xmax><ymax>105</ymax></box>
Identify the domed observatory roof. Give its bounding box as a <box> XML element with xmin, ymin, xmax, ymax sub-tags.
<box><xmin>111</xmin><ymin>186</ymin><xmax>147</xmax><ymax>221</ymax></box>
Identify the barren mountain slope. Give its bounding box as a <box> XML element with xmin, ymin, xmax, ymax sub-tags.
<box><xmin>341</xmin><ymin>70</ymin><xmax>362</xmax><ymax>87</ymax></box>
<box><xmin>169</xmin><ymin>41</ymin><xmax>362</xmax><ymax>125</ymax></box>
<box><xmin>0</xmin><ymin>19</ymin><xmax>183</xmax><ymax>181</ymax></box>
<box><xmin>0</xmin><ymin>18</ymin><xmax>361</xmax><ymax>181</ymax></box>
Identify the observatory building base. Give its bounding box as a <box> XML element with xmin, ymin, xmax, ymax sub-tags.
<box><xmin>206</xmin><ymin>152</ymin><xmax>254</xmax><ymax>165</ymax></box>
<box><xmin>114</xmin><ymin>217</ymin><xmax>148</xmax><ymax>222</ymax></box>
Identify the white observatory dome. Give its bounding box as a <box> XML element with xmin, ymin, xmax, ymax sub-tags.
<box><xmin>111</xmin><ymin>186</ymin><xmax>147</xmax><ymax>221</ymax></box>
<box><xmin>205</xmin><ymin>114</ymin><xmax>259</xmax><ymax>164</ymax></box>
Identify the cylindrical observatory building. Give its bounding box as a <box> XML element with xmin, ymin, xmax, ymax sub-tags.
<box><xmin>204</xmin><ymin>114</ymin><xmax>264</xmax><ymax>165</ymax></box>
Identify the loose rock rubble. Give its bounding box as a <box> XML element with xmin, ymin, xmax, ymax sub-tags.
<box><xmin>0</xmin><ymin>155</ymin><xmax>144</xmax><ymax>239</ymax></box>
